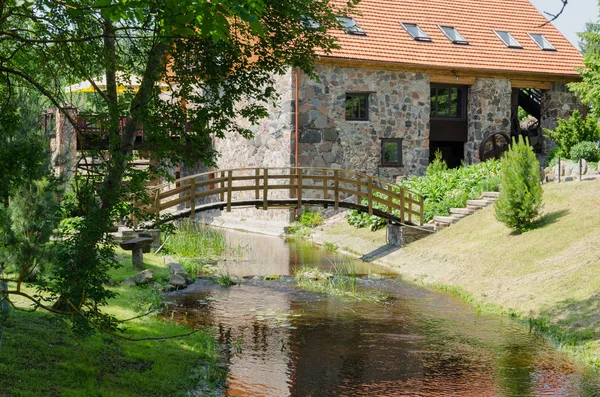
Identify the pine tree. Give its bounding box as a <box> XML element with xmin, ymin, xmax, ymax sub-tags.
<box><xmin>494</xmin><ymin>136</ymin><xmax>543</xmax><ymax>233</ymax></box>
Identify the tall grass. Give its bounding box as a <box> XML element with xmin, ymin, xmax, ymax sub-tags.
<box><xmin>164</xmin><ymin>220</ymin><xmax>228</xmax><ymax>259</ymax></box>
<box><xmin>295</xmin><ymin>263</ymin><xmax>384</xmax><ymax>301</ymax></box>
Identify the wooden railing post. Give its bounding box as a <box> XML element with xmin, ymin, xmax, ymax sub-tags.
<box><xmin>255</xmin><ymin>169</ymin><xmax>260</xmax><ymax>200</ymax></box>
<box><xmin>408</xmin><ymin>193</ymin><xmax>413</xmax><ymax>224</ymax></box>
<box><xmin>297</xmin><ymin>169</ymin><xmax>303</xmax><ymax>210</ymax></box>
<box><xmin>334</xmin><ymin>169</ymin><xmax>339</xmax><ymax>210</ymax></box>
<box><xmin>226</xmin><ymin>170</ymin><xmax>233</xmax><ymax>212</ymax></box>
<box><xmin>419</xmin><ymin>195</ymin><xmax>424</xmax><ymax>226</ymax></box>
<box><xmin>289</xmin><ymin>168</ymin><xmax>295</xmax><ymax>198</ymax></box>
<box><xmin>400</xmin><ymin>187</ymin><xmax>405</xmax><ymax>223</ymax></box>
<box><xmin>153</xmin><ymin>189</ymin><xmax>160</xmax><ymax>216</ymax></box>
<box><xmin>189</xmin><ymin>177</ymin><xmax>196</xmax><ymax>219</ymax></box>
<box><xmin>385</xmin><ymin>184</ymin><xmax>391</xmax><ymax>214</ymax></box>
<box><xmin>220</xmin><ymin>171</ymin><xmax>225</xmax><ymax>202</ymax></box>
<box><xmin>367</xmin><ymin>176</ymin><xmax>373</xmax><ymax>216</ymax></box>
<box><xmin>263</xmin><ymin>168</ymin><xmax>268</xmax><ymax>210</ymax></box>
<box><xmin>356</xmin><ymin>175</ymin><xmax>362</xmax><ymax>204</ymax></box>
<box><xmin>323</xmin><ymin>169</ymin><xmax>328</xmax><ymax>199</ymax></box>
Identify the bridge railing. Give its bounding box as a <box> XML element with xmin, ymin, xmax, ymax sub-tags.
<box><xmin>145</xmin><ymin>167</ymin><xmax>424</xmax><ymax>225</ymax></box>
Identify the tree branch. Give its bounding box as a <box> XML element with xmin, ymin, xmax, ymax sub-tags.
<box><xmin>539</xmin><ymin>0</ymin><xmax>568</xmax><ymax>27</ymax></box>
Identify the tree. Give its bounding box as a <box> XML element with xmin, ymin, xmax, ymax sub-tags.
<box><xmin>494</xmin><ymin>136</ymin><xmax>543</xmax><ymax>233</ymax></box>
<box><xmin>578</xmin><ymin>21</ymin><xmax>600</xmax><ymax>56</ymax></box>
<box><xmin>0</xmin><ymin>0</ymin><xmax>356</xmax><ymax>335</ymax></box>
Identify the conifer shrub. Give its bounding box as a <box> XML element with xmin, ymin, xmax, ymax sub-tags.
<box><xmin>494</xmin><ymin>136</ymin><xmax>543</xmax><ymax>233</ymax></box>
<box><xmin>569</xmin><ymin>141</ymin><xmax>600</xmax><ymax>162</ymax></box>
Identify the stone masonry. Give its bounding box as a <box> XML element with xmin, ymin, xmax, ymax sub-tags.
<box><xmin>213</xmin><ymin>69</ymin><xmax>295</xmax><ymax>223</ymax></box>
<box><xmin>540</xmin><ymin>82</ymin><xmax>584</xmax><ymax>154</ymax></box>
<box><xmin>296</xmin><ymin>65</ymin><xmax>430</xmax><ymax>179</ymax></box>
<box><xmin>465</xmin><ymin>78</ymin><xmax>512</xmax><ymax>164</ymax></box>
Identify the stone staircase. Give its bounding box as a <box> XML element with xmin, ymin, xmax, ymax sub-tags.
<box><xmin>433</xmin><ymin>192</ymin><xmax>500</xmax><ymax>230</ymax></box>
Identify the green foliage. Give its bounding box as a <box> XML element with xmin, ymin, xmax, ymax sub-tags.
<box><xmin>494</xmin><ymin>136</ymin><xmax>543</xmax><ymax>233</ymax></box>
<box><xmin>346</xmin><ymin>158</ymin><xmax>502</xmax><ymax>230</ymax></box>
<box><xmin>295</xmin><ymin>265</ymin><xmax>386</xmax><ymax>301</ymax></box>
<box><xmin>298</xmin><ymin>209</ymin><xmax>324</xmax><ymax>228</ymax></box>
<box><xmin>518</xmin><ymin>106</ymin><xmax>530</xmax><ymax>122</ymax></box>
<box><xmin>164</xmin><ymin>221</ymin><xmax>228</xmax><ymax>259</ymax></box>
<box><xmin>131</xmin><ymin>286</ymin><xmax>167</xmax><ymax>314</ymax></box>
<box><xmin>543</xmin><ymin>111</ymin><xmax>600</xmax><ymax>158</ymax></box>
<box><xmin>570</xmin><ymin>141</ymin><xmax>600</xmax><ymax>162</ymax></box>
<box><xmin>211</xmin><ymin>271</ymin><xmax>239</xmax><ymax>287</ymax></box>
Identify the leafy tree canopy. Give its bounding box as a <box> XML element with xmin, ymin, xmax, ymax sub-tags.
<box><xmin>0</xmin><ymin>0</ymin><xmax>356</xmax><ymax>335</ymax></box>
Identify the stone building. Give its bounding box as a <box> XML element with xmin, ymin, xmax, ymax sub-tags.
<box><xmin>215</xmin><ymin>0</ymin><xmax>584</xmax><ymax>185</ymax></box>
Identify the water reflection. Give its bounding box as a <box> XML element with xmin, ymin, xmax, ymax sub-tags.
<box><xmin>166</xmin><ymin>231</ymin><xmax>599</xmax><ymax>396</ymax></box>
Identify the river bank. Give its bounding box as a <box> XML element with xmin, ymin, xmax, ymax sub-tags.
<box><xmin>311</xmin><ymin>178</ymin><xmax>600</xmax><ymax>368</ymax></box>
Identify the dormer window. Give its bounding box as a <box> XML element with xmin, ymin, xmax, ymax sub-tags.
<box><xmin>528</xmin><ymin>33</ymin><xmax>556</xmax><ymax>51</ymax></box>
<box><xmin>494</xmin><ymin>30</ymin><xmax>522</xmax><ymax>49</ymax></box>
<box><xmin>439</xmin><ymin>25</ymin><xmax>468</xmax><ymax>45</ymax></box>
<box><xmin>401</xmin><ymin>23</ymin><xmax>431</xmax><ymax>41</ymax></box>
<box><xmin>338</xmin><ymin>17</ymin><xmax>366</xmax><ymax>36</ymax></box>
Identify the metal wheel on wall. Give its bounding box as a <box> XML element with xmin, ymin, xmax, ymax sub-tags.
<box><xmin>479</xmin><ymin>132</ymin><xmax>510</xmax><ymax>161</ymax></box>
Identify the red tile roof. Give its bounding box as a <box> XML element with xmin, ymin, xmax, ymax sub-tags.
<box><xmin>324</xmin><ymin>0</ymin><xmax>583</xmax><ymax>78</ymax></box>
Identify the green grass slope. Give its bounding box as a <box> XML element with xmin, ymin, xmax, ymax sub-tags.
<box><xmin>318</xmin><ymin>178</ymin><xmax>600</xmax><ymax>365</ymax></box>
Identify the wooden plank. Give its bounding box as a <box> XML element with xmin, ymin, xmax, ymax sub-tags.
<box><xmin>159</xmin><ymin>185</ymin><xmax>188</xmax><ymax>200</ymax></box>
<box><xmin>255</xmin><ymin>169</ymin><xmax>260</xmax><ymax>200</ymax></box>
<box><xmin>189</xmin><ymin>178</ymin><xmax>196</xmax><ymax>219</ymax></box>
<box><xmin>367</xmin><ymin>176</ymin><xmax>373</xmax><ymax>216</ymax></box>
<box><xmin>339</xmin><ymin>186</ymin><xmax>367</xmax><ymax>198</ymax></box>
<box><xmin>333</xmin><ymin>169</ymin><xmax>339</xmax><ymax>210</ymax></box>
<box><xmin>339</xmin><ymin>176</ymin><xmax>369</xmax><ymax>187</ymax></box>
<box><xmin>356</xmin><ymin>175</ymin><xmax>361</xmax><ymax>204</ymax></box>
<box><xmin>195</xmin><ymin>176</ymin><xmax>227</xmax><ymax>188</ymax></box>
<box><xmin>159</xmin><ymin>194</ymin><xmax>190</xmax><ymax>210</ymax></box>
<box><xmin>263</xmin><ymin>168</ymin><xmax>268</xmax><ymax>210</ymax></box>
<box><xmin>227</xmin><ymin>170</ymin><xmax>232</xmax><ymax>212</ymax></box>
<box><xmin>195</xmin><ymin>187</ymin><xmax>227</xmax><ymax>199</ymax></box>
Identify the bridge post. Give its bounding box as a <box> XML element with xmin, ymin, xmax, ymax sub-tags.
<box><xmin>289</xmin><ymin>168</ymin><xmax>295</xmax><ymax>199</ymax></box>
<box><xmin>220</xmin><ymin>172</ymin><xmax>225</xmax><ymax>202</ymax></box>
<box><xmin>400</xmin><ymin>188</ymin><xmax>405</xmax><ymax>223</ymax></box>
<box><xmin>356</xmin><ymin>174</ymin><xmax>361</xmax><ymax>204</ymax></box>
<box><xmin>334</xmin><ymin>169</ymin><xmax>339</xmax><ymax>210</ymax></box>
<box><xmin>153</xmin><ymin>189</ymin><xmax>160</xmax><ymax>223</ymax></box>
<box><xmin>322</xmin><ymin>169</ymin><xmax>328</xmax><ymax>200</ymax></box>
<box><xmin>263</xmin><ymin>168</ymin><xmax>268</xmax><ymax>210</ymax></box>
<box><xmin>189</xmin><ymin>177</ymin><xmax>196</xmax><ymax>219</ymax></box>
<box><xmin>227</xmin><ymin>170</ymin><xmax>232</xmax><ymax>212</ymax></box>
<box><xmin>255</xmin><ymin>169</ymin><xmax>260</xmax><ymax>200</ymax></box>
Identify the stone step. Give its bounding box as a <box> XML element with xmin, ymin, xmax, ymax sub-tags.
<box><xmin>434</xmin><ymin>222</ymin><xmax>450</xmax><ymax>230</ymax></box>
<box><xmin>433</xmin><ymin>215</ymin><xmax>459</xmax><ymax>224</ymax></box>
<box><xmin>482</xmin><ymin>191</ymin><xmax>500</xmax><ymax>199</ymax></box>
<box><xmin>450</xmin><ymin>213</ymin><xmax>467</xmax><ymax>220</ymax></box>
<box><xmin>450</xmin><ymin>208</ymin><xmax>474</xmax><ymax>215</ymax></box>
<box><xmin>466</xmin><ymin>199</ymin><xmax>491</xmax><ymax>208</ymax></box>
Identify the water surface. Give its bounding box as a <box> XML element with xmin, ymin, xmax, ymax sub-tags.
<box><xmin>168</xmin><ymin>230</ymin><xmax>600</xmax><ymax>396</ymax></box>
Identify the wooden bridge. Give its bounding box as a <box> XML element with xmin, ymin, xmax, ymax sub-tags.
<box><xmin>144</xmin><ymin>167</ymin><xmax>424</xmax><ymax>226</ymax></box>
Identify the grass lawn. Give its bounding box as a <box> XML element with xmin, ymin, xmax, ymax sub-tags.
<box><xmin>316</xmin><ymin>178</ymin><xmax>600</xmax><ymax>367</ymax></box>
<box><xmin>0</xmin><ymin>250</ymin><xmax>225</xmax><ymax>397</ymax></box>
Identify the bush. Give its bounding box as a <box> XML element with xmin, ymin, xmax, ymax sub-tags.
<box><xmin>544</xmin><ymin>110</ymin><xmax>600</xmax><ymax>157</ymax></box>
<box><xmin>298</xmin><ymin>209</ymin><xmax>323</xmax><ymax>228</ymax></box>
<box><xmin>569</xmin><ymin>141</ymin><xmax>600</xmax><ymax>162</ymax></box>
<box><xmin>345</xmin><ymin>157</ymin><xmax>502</xmax><ymax>229</ymax></box>
<box><xmin>494</xmin><ymin>136</ymin><xmax>543</xmax><ymax>233</ymax></box>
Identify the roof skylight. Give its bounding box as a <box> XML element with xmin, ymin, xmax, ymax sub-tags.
<box><xmin>439</xmin><ymin>25</ymin><xmax>468</xmax><ymax>44</ymax></box>
<box><xmin>494</xmin><ymin>30</ymin><xmax>522</xmax><ymax>48</ymax></box>
<box><xmin>401</xmin><ymin>23</ymin><xmax>431</xmax><ymax>41</ymax></box>
<box><xmin>337</xmin><ymin>17</ymin><xmax>366</xmax><ymax>36</ymax></box>
<box><xmin>528</xmin><ymin>33</ymin><xmax>556</xmax><ymax>51</ymax></box>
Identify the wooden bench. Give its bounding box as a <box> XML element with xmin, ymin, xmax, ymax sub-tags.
<box><xmin>120</xmin><ymin>237</ymin><xmax>153</xmax><ymax>270</ymax></box>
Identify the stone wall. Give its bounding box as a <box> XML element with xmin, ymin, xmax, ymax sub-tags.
<box><xmin>540</xmin><ymin>82</ymin><xmax>584</xmax><ymax>154</ymax></box>
<box><xmin>296</xmin><ymin>66</ymin><xmax>430</xmax><ymax>179</ymax></box>
<box><xmin>212</xmin><ymin>69</ymin><xmax>295</xmax><ymax>223</ymax></box>
<box><xmin>465</xmin><ymin>78</ymin><xmax>512</xmax><ymax>164</ymax></box>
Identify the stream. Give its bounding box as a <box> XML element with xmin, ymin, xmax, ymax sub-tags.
<box><xmin>167</xmin><ymin>230</ymin><xmax>600</xmax><ymax>396</ymax></box>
